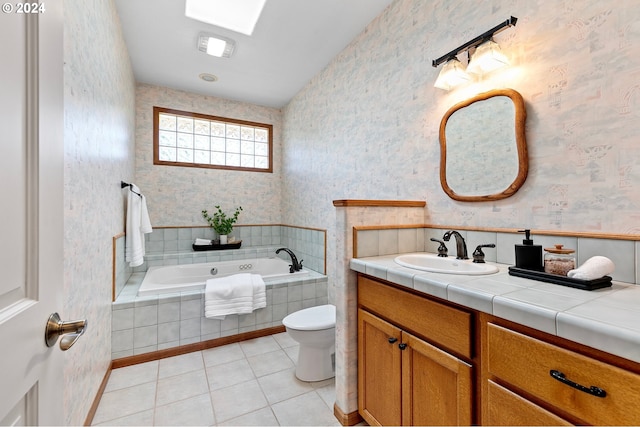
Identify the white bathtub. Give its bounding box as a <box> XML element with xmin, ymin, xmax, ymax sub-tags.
<box><xmin>138</xmin><ymin>257</ymin><xmax>309</xmax><ymax>296</ymax></box>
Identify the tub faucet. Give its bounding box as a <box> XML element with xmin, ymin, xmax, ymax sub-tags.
<box><xmin>442</xmin><ymin>231</ymin><xmax>469</xmax><ymax>260</ymax></box>
<box><xmin>276</xmin><ymin>248</ymin><xmax>303</xmax><ymax>273</ymax></box>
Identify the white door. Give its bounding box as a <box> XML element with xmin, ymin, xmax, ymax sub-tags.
<box><xmin>0</xmin><ymin>3</ymin><xmax>67</xmax><ymax>425</ymax></box>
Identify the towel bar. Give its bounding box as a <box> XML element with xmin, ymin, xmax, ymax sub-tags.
<box><xmin>121</xmin><ymin>181</ymin><xmax>142</xmax><ymax>197</ymax></box>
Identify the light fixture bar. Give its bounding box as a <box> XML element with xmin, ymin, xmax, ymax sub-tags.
<box><xmin>432</xmin><ymin>16</ymin><xmax>517</xmax><ymax>68</ymax></box>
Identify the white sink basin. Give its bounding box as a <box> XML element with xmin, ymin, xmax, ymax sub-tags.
<box><xmin>394</xmin><ymin>253</ymin><xmax>499</xmax><ymax>275</ymax></box>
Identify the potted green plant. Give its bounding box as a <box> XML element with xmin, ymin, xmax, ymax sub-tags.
<box><xmin>202</xmin><ymin>205</ymin><xmax>243</xmax><ymax>244</ymax></box>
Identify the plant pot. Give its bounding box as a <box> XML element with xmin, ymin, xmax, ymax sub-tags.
<box><xmin>219</xmin><ymin>234</ymin><xmax>228</xmax><ymax>244</ymax></box>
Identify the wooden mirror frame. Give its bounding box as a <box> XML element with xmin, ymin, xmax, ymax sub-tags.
<box><xmin>439</xmin><ymin>88</ymin><xmax>528</xmax><ymax>202</ymax></box>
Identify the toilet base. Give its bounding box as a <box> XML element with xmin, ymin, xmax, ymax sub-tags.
<box><xmin>295</xmin><ymin>344</ymin><xmax>335</xmax><ymax>382</ymax></box>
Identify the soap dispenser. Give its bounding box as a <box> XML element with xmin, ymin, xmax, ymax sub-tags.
<box><xmin>515</xmin><ymin>229</ymin><xmax>543</xmax><ymax>271</ymax></box>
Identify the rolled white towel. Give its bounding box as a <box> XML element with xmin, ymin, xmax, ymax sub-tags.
<box><xmin>567</xmin><ymin>256</ymin><xmax>615</xmax><ymax>280</ymax></box>
<box><xmin>194</xmin><ymin>238</ymin><xmax>212</xmax><ymax>246</ymax></box>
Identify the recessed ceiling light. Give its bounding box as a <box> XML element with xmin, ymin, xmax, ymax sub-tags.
<box><xmin>199</xmin><ymin>73</ymin><xmax>218</xmax><ymax>82</ymax></box>
<box><xmin>197</xmin><ymin>33</ymin><xmax>236</xmax><ymax>58</ymax></box>
<box><xmin>185</xmin><ymin>0</ymin><xmax>267</xmax><ymax>36</ymax></box>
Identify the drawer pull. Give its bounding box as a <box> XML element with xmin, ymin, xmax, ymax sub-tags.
<box><xmin>550</xmin><ymin>370</ymin><xmax>607</xmax><ymax>398</ymax></box>
<box><xmin>388</xmin><ymin>337</ymin><xmax>398</xmax><ymax>344</ymax></box>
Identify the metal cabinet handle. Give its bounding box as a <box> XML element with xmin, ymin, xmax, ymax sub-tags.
<box><xmin>549</xmin><ymin>370</ymin><xmax>607</xmax><ymax>398</ymax></box>
<box><xmin>398</xmin><ymin>343</ymin><xmax>407</xmax><ymax>350</ymax></box>
<box><xmin>388</xmin><ymin>337</ymin><xmax>398</xmax><ymax>344</ymax></box>
<box><xmin>45</xmin><ymin>313</ymin><xmax>88</xmax><ymax>351</ymax></box>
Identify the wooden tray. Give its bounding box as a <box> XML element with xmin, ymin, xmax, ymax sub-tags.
<box><xmin>192</xmin><ymin>240</ymin><xmax>242</xmax><ymax>251</ymax></box>
<box><xmin>508</xmin><ymin>266</ymin><xmax>612</xmax><ymax>291</ymax></box>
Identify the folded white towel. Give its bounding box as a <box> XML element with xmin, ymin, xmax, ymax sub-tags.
<box><xmin>125</xmin><ymin>184</ymin><xmax>152</xmax><ymax>267</ymax></box>
<box><xmin>567</xmin><ymin>256</ymin><xmax>615</xmax><ymax>280</ymax></box>
<box><xmin>194</xmin><ymin>238</ymin><xmax>212</xmax><ymax>246</ymax></box>
<box><xmin>204</xmin><ymin>273</ymin><xmax>266</xmax><ymax>320</ymax></box>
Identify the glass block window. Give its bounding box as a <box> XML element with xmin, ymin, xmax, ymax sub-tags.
<box><xmin>153</xmin><ymin>107</ymin><xmax>273</xmax><ymax>173</ymax></box>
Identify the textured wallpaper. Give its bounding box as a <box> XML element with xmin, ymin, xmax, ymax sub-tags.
<box><xmin>135</xmin><ymin>84</ymin><xmax>283</xmax><ymax>227</ymax></box>
<box><xmin>63</xmin><ymin>0</ymin><xmax>136</xmax><ymax>424</ymax></box>
<box><xmin>283</xmin><ymin>0</ymin><xmax>640</xmax><ymax>284</ymax></box>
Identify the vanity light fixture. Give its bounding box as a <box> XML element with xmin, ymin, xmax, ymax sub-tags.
<box><xmin>432</xmin><ymin>16</ymin><xmax>517</xmax><ymax>90</ymax></box>
<box><xmin>466</xmin><ymin>39</ymin><xmax>510</xmax><ymax>75</ymax></box>
<box><xmin>197</xmin><ymin>32</ymin><xmax>236</xmax><ymax>58</ymax></box>
<box><xmin>433</xmin><ymin>58</ymin><xmax>471</xmax><ymax>91</ymax></box>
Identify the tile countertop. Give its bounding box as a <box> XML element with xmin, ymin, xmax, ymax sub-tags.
<box><xmin>350</xmin><ymin>253</ymin><xmax>640</xmax><ymax>364</ymax></box>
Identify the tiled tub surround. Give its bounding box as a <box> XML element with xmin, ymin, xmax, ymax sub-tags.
<box><xmin>112</xmin><ymin>225</ymin><xmax>326</xmax><ymax>301</ymax></box>
<box><xmin>112</xmin><ymin>233</ymin><xmax>133</xmax><ymax>301</ymax></box>
<box><xmin>141</xmin><ymin>225</ymin><xmax>325</xmax><ymax>273</ymax></box>
<box><xmin>112</xmin><ymin>268</ymin><xmax>328</xmax><ymax>360</ymax></box>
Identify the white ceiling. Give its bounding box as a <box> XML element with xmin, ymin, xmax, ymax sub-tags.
<box><xmin>114</xmin><ymin>0</ymin><xmax>395</xmax><ymax>108</ymax></box>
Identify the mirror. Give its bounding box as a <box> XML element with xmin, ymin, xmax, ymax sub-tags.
<box><xmin>439</xmin><ymin>88</ymin><xmax>528</xmax><ymax>202</ymax></box>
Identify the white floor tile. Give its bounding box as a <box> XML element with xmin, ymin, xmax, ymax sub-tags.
<box><xmin>272</xmin><ymin>331</ymin><xmax>298</xmax><ymax>348</ymax></box>
<box><xmin>93</xmin><ymin>409</ymin><xmax>154</xmax><ymax>426</ymax></box>
<box><xmin>315</xmin><ymin>382</ymin><xmax>337</xmax><ymax>410</ymax></box>
<box><xmin>247</xmin><ymin>349</ymin><xmax>295</xmax><ymax>377</ymax></box>
<box><xmin>94</xmin><ymin>335</ymin><xmax>338</xmax><ymax>426</ymax></box>
<box><xmin>202</xmin><ymin>342</ymin><xmax>245</xmax><ymax>367</ymax></box>
<box><xmin>92</xmin><ymin>382</ymin><xmax>156</xmax><ymax>425</ymax></box>
<box><xmin>271</xmin><ymin>391</ymin><xmax>341</xmax><ymax>426</ymax></box>
<box><xmin>206</xmin><ymin>358</ymin><xmax>256</xmax><ymax>391</ymax></box>
<box><xmin>158</xmin><ymin>351</ymin><xmax>204</xmax><ymax>379</ymax></box>
<box><xmin>156</xmin><ymin>369</ymin><xmax>209</xmax><ymax>407</ymax></box>
<box><xmin>104</xmin><ymin>360</ymin><xmax>158</xmax><ymax>392</ymax></box>
<box><xmin>219</xmin><ymin>407</ymin><xmax>279</xmax><ymax>426</ymax></box>
<box><xmin>258</xmin><ymin>368</ymin><xmax>314</xmax><ymax>405</ymax></box>
<box><xmin>240</xmin><ymin>336</ymin><xmax>280</xmax><ymax>357</ymax></box>
<box><xmin>154</xmin><ymin>393</ymin><xmax>215</xmax><ymax>426</ymax></box>
<box><xmin>210</xmin><ymin>379</ymin><xmax>269</xmax><ymax>423</ymax></box>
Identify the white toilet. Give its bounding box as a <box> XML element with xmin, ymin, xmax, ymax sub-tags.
<box><xmin>282</xmin><ymin>304</ymin><xmax>336</xmax><ymax>382</ymax></box>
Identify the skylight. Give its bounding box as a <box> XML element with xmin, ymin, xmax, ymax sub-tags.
<box><xmin>185</xmin><ymin>0</ymin><xmax>267</xmax><ymax>36</ymax></box>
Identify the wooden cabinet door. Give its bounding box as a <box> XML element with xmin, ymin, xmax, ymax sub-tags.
<box><xmin>402</xmin><ymin>332</ymin><xmax>472</xmax><ymax>426</ymax></box>
<box><xmin>358</xmin><ymin>309</ymin><xmax>402</xmax><ymax>426</ymax></box>
<box><xmin>485</xmin><ymin>381</ymin><xmax>573</xmax><ymax>426</ymax></box>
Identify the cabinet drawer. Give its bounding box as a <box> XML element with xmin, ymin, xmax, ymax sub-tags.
<box><xmin>358</xmin><ymin>275</ymin><xmax>472</xmax><ymax>358</ymax></box>
<box><xmin>487</xmin><ymin>323</ymin><xmax>640</xmax><ymax>425</ymax></box>
<box><xmin>486</xmin><ymin>380</ymin><xmax>572</xmax><ymax>426</ymax></box>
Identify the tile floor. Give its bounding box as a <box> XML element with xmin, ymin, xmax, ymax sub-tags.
<box><xmin>92</xmin><ymin>333</ymin><xmax>340</xmax><ymax>426</ymax></box>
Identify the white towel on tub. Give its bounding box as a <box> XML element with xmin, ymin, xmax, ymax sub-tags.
<box><xmin>125</xmin><ymin>183</ymin><xmax>152</xmax><ymax>268</ymax></box>
<box><xmin>205</xmin><ymin>273</ymin><xmax>266</xmax><ymax>320</ymax></box>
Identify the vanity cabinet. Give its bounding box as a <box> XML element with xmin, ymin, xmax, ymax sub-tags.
<box><xmin>357</xmin><ymin>275</ymin><xmax>474</xmax><ymax>426</ymax></box>
<box><xmin>482</xmin><ymin>319</ymin><xmax>640</xmax><ymax>426</ymax></box>
<box><xmin>356</xmin><ymin>272</ymin><xmax>640</xmax><ymax>426</ymax></box>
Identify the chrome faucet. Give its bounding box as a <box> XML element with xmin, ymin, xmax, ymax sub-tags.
<box><xmin>442</xmin><ymin>231</ymin><xmax>468</xmax><ymax>260</ymax></box>
<box><xmin>276</xmin><ymin>248</ymin><xmax>303</xmax><ymax>273</ymax></box>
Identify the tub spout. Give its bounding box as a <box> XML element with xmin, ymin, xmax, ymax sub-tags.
<box><xmin>276</xmin><ymin>248</ymin><xmax>303</xmax><ymax>272</ymax></box>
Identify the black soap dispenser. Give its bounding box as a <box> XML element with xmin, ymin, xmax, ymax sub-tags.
<box><xmin>515</xmin><ymin>229</ymin><xmax>543</xmax><ymax>271</ymax></box>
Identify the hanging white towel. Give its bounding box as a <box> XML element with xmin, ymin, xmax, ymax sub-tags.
<box><xmin>567</xmin><ymin>256</ymin><xmax>615</xmax><ymax>280</ymax></box>
<box><xmin>205</xmin><ymin>273</ymin><xmax>266</xmax><ymax>320</ymax></box>
<box><xmin>125</xmin><ymin>183</ymin><xmax>153</xmax><ymax>267</ymax></box>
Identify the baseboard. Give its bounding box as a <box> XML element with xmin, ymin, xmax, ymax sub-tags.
<box><xmin>111</xmin><ymin>325</ymin><xmax>285</xmax><ymax>368</ymax></box>
<box><xmin>334</xmin><ymin>402</ymin><xmax>363</xmax><ymax>426</ymax></box>
<box><xmin>84</xmin><ymin>364</ymin><xmax>112</xmax><ymax>426</ymax></box>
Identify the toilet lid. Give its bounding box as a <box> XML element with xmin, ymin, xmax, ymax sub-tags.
<box><xmin>282</xmin><ymin>304</ymin><xmax>336</xmax><ymax>331</ymax></box>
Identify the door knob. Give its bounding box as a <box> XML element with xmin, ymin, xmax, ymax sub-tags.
<box><xmin>45</xmin><ymin>312</ymin><xmax>87</xmax><ymax>351</ymax></box>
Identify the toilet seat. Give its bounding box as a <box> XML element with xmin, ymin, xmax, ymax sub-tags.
<box><xmin>282</xmin><ymin>304</ymin><xmax>335</xmax><ymax>331</ymax></box>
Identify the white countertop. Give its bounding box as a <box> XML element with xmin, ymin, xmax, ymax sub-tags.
<box><xmin>351</xmin><ymin>253</ymin><xmax>640</xmax><ymax>364</ymax></box>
